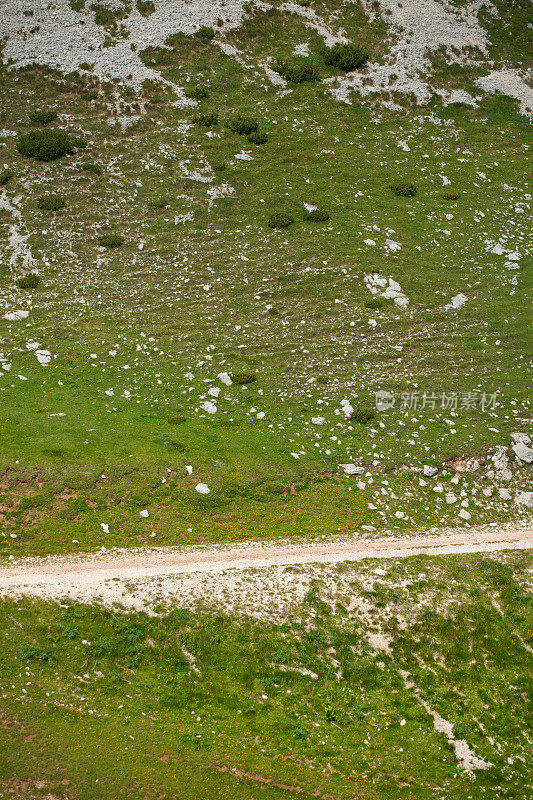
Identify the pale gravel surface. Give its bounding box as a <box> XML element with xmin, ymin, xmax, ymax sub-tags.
<box><xmin>1</xmin><ymin>526</ymin><xmax>531</xmax><ymax>613</ymax></box>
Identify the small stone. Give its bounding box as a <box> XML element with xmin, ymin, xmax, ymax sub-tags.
<box><xmin>513</xmin><ymin>442</ymin><xmax>533</xmax><ymax>463</ymax></box>
<box><xmin>423</xmin><ymin>465</ymin><xmax>438</xmax><ymax>477</ymax></box>
<box><xmin>340</xmin><ymin>464</ymin><xmax>364</xmax><ymax>475</ymax></box>
<box><xmin>140</xmin><ymin>510</ymin><xmax>149</xmax><ymax>518</ymax></box>
<box><xmin>498</xmin><ymin>488</ymin><xmax>511</xmax><ymax>501</ymax></box>
<box><xmin>458</xmin><ymin>509</ymin><xmax>471</xmax><ymax>520</ymax></box>
<box><xmin>516</xmin><ymin>491</ymin><xmax>533</xmax><ymax>508</ymax></box>
<box><xmin>511</xmin><ymin>432</ymin><xmax>531</xmax><ymax>447</ymax></box>
<box><xmin>445</xmin><ymin>492</ymin><xmax>457</xmax><ymax>504</ymax></box>
<box><xmin>312</xmin><ymin>416</ymin><xmax>325</xmax><ymax>425</ymax></box>
<box><xmin>195</xmin><ymin>483</ymin><xmax>210</xmax><ymax>495</ymax></box>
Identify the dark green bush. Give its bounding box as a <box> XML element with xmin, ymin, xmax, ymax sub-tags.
<box><xmin>274</xmin><ymin>57</ymin><xmax>320</xmax><ymax>83</ymax></box>
<box><xmin>19</xmin><ymin>644</ymin><xmax>50</xmax><ymax>663</ymax></box>
<box><xmin>213</xmin><ymin>161</ymin><xmax>227</xmax><ymax>172</ymax></box>
<box><xmin>17</xmin><ymin>130</ymin><xmax>75</xmax><ymax>162</ymax></box>
<box><xmin>17</xmin><ymin>273</ymin><xmax>41</xmax><ymax>290</ymax></box>
<box><xmin>98</xmin><ymin>234</ymin><xmax>125</xmax><ymax>248</ymax></box>
<box><xmin>0</xmin><ymin>169</ymin><xmax>13</xmax><ymax>186</ymax></box>
<box><xmin>390</xmin><ymin>182</ymin><xmax>417</xmax><ymax>197</ymax></box>
<box><xmin>303</xmin><ymin>208</ymin><xmax>329</xmax><ymax>222</ymax></box>
<box><xmin>81</xmin><ymin>89</ymin><xmax>98</xmax><ymax>101</ymax></box>
<box><xmin>350</xmin><ymin>407</ymin><xmax>376</xmax><ymax>423</ymax></box>
<box><xmin>185</xmin><ymin>85</ymin><xmax>208</xmax><ymax>100</ymax></box>
<box><xmin>322</xmin><ymin>43</ymin><xmax>369</xmax><ymax>72</ymax></box>
<box><xmin>29</xmin><ymin>110</ymin><xmax>58</xmax><ymax>125</ymax></box>
<box><xmin>268</xmin><ymin>212</ymin><xmax>294</xmax><ymax>229</ymax></box>
<box><xmin>230</xmin><ymin>372</ymin><xmax>257</xmax><ymax>385</ymax></box>
<box><xmin>149</xmin><ymin>197</ymin><xmax>169</xmax><ymax>209</ymax></box>
<box><xmin>442</xmin><ymin>191</ymin><xmax>461</xmax><ymax>200</ymax></box>
<box><xmin>228</xmin><ymin>114</ymin><xmax>258</xmax><ymax>136</ymax></box>
<box><xmin>82</xmin><ymin>163</ymin><xmax>102</xmax><ymax>174</ymax></box>
<box><xmin>136</xmin><ymin>0</ymin><xmax>155</xmax><ymax>16</ymax></box>
<box><xmin>71</xmin><ymin>136</ymin><xmax>88</xmax><ymax>149</ymax></box>
<box><xmin>247</xmin><ymin>131</ymin><xmax>268</xmax><ymax>145</ymax></box>
<box><xmin>37</xmin><ymin>195</ymin><xmax>66</xmax><ymax>211</ymax></box>
<box><xmin>194</xmin><ymin>26</ymin><xmax>215</xmax><ymax>40</ymax></box>
<box><xmin>364</xmin><ymin>298</ymin><xmax>388</xmax><ymax>310</ymax></box>
<box><xmin>192</xmin><ymin>112</ymin><xmax>219</xmax><ymax>127</ymax></box>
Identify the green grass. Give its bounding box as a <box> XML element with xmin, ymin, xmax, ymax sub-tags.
<box><xmin>0</xmin><ymin>10</ymin><xmax>531</xmax><ymax>557</ymax></box>
<box><xmin>0</xmin><ymin>551</ymin><xmax>531</xmax><ymax>799</ymax></box>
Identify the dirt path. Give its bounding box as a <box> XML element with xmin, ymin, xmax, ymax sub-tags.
<box><xmin>1</xmin><ymin>528</ymin><xmax>531</xmax><ymax>603</ymax></box>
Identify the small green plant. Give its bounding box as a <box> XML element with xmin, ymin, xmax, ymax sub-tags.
<box><xmin>316</xmin><ymin>375</ymin><xmax>329</xmax><ymax>385</ymax></box>
<box><xmin>268</xmin><ymin>212</ymin><xmax>294</xmax><ymax>229</ymax></box>
<box><xmin>364</xmin><ymin>298</ymin><xmax>387</xmax><ymax>309</ymax></box>
<box><xmin>98</xmin><ymin>234</ymin><xmax>125</xmax><ymax>248</ymax></box>
<box><xmin>322</xmin><ymin>43</ymin><xmax>369</xmax><ymax>72</ymax></box>
<box><xmin>274</xmin><ymin>57</ymin><xmax>320</xmax><ymax>83</ymax></box>
<box><xmin>192</xmin><ymin>112</ymin><xmax>219</xmax><ymax>127</ymax></box>
<box><xmin>17</xmin><ymin>273</ymin><xmax>41</xmax><ymax>290</ymax></box>
<box><xmin>390</xmin><ymin>182</ymin><xmax>417</xmax><ymax>197</ymax></box>
<box><xmin>19</xmin><ymin>644</ymin><xmax>50</xmax><ymax>663</ymax></box>
<box><xmin>71</xmin><ymin>136</ymin><xmax>88</xmax><ymax>149</ymax></box>
<box><xmin>82</xmin><ymin>163</ymin><xmax>102</xmax><ymax>174</ymax></box>
<box><xmin>29</xmin><ymin>110</ymin><xmax>58</xmax><ymax>125</ymax></box>
<box><xmin>37</xmin><ymin>195</ymin><xmax>66</xmax><ymax>211</ymax></box>
<box><xmin>0</xmin><ymin>169</ymin><xmax>13</xmax><ymax>186</ymax></box>
<box><xmin>247</xmin><ymin>131</ymin><xmax>268</xmax><ymax>145</ymax></box>
<box><xmin>303</xmin><ymin>208</ymin><xmax>330</xmax><ymax>222</ymax></box>
<box><xmin>17</xmin><ymin>130</ymin><xmax>75</xmax><ymax>162</ymax></box>
<box><xmin>229</xmin><ymin>372</ymin><xmax>256</xmax><ymax>385</ymax></box>
<box><xmin>136</xmin><ymin>0</ymin><xmax>155</xmax><ymax>16</ymax></box>
<box><xmin>149</xmin><ymin>197</ymin><xmax>169</xmax><ymax>209</ymax></box>
<box><xmin>442</xmin><ymin>190</ymin><xmax>462</xmax><ymax>200</ymax></box>
<box><xmin>185</xmin><ymin>85</ymin><xmax>208</xmax><ymax>100</ymax></box>
<box><xmin>80</xmin><ymin>89</ymin><xmax>98</xmax><ymax>101</ymax></box>
<box><xmin>350</xmin><ymin>407</ymin><xmax>376</xmax><ymax>423</ymax></box>
<box><xmin>194</xmin><ymin>26</ymin><xmax>215</xmax><ymax>41</ymax></box>
<box><xmin>212</xmin><ymin>161</ymin><xmax>227</xmax><ymax>172</ymax></box>
<box><xmin>228</xmin><ymin>114</ymin><xmax>258</xmax><ymax>136</ymax></box>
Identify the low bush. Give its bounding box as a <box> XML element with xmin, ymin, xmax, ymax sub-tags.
<box><xmin>98</xmin><ymin>234</ymin><xmax>125</xmax><ymax>248</ymax></box>
<box><xmin>194</xmin><ymin>26</ymin><xmax>215</xmax><ymax>41</ymax></box>
<box><xmin>350</xmin><ymin>407</ymin><xmax>376</xmax><ymax>423</ymax></box>
<box><xmin>80</xmin><ymin>89</ymin><xmax>98</xmax><ymax>101</ymax></box>
<box><xmin>71</xmin><ymin>136</ymin><xmax>88</xmax><ymax>149</ymax></box>
<box><xmin>442</xmin><ymin>191</ymin><xmax>462</xmax><ymax>200</ymax></box>
<box><xmin>19</xmin><ymin>644</ymin><xmax>50</xmax><ymax>663</ymax></box>
<box><xmin>247</xmin><ymin>131</ymin><xmax>268</xmax><ymax>145</ymax></box>
<box><xmin>268</xmin><ymin>212</ymin><xmax>294</xmax><ymax>229</ymax></box>
<box><xmin>0</xmin><ymin>169</ymin><xmax>13</xmax><ymax>186</ymax></box>
<box><xmin>228</xmin><ymin>114</ymin><xmax>258</xmax><ymax>136</ymax></box>
<box><xmin>192</xmin><ymin>112</ymin><xmax>219</xmax><ymax>127</ymax></box>
<box><xmin>213</xmin><ymin>161</ymin><xmax>227</xmax><ymax>172</ymax></box>
<box><xmin>390</xmin><ymin>182</ymin><xmax>417</xmax><ymax>197</ymax></box>
<box><xmin>17</xmin><ymin>130</ymin><xmax>75</xmax><ymax>162</ymax></box>
<box><xmin>29</xmin><ymin>110</ymin><xmax>58</xmax><ymax>125</ymax></box>
<box><xmin>185</xmin><ymin>85</ymin><xmax>208</xmax><ymax>100</ymax></box>
<box><xmin>322</xmin><ymin>43</ymin><xmax>369</xmax><ymax>72</ymax></box>
<box><xmin>136</xmin><ymin>0</ymin><xmax>155</xmax><ymax>16</ymax></box>
<box><xmin>82</xmin><ymin>163</ymin><xmax>102</xmax><ymax>174</ymax></box>
<box><xmin>37</xmin><ymin>195</ymin><xmax>66</xmax><ymax>211</ymax></box>
<box><xmin>274</xmin><ymin>57</ymin><xmax>320</xmax><ymax>83</ymax></box>
<box><xmin>149</xmin><ymin>197</ymin><xmax>169</xmax><ymax>209</ymax></box>
<box><xmin>364</xmin><ymin>298</ymin><xmax>388</xmax><ymax>309</ymax></box>
<box><xmin>230</xmin><ymin>372</ymin><xmax>256</xmax><ymax>385</ymax></box>
<box><xmin>303</xmin><ymin>208</ymin><xmax>329</xmax><ymax>222</ymax></box>
<box><xmin>17</xmin><ymin>273</ymin><xmax>41</xmax><ymax>290</ymax></box>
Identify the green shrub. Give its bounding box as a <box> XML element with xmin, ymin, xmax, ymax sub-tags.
<box><xmin>390</xmin><ymin>182</ymin><xmax>417</xmax><ymax>197</ymax></box>
<box><xmin>247</xmin><ymin>131</ymin><xmax>268</xmax><ymax>145</ymax></box>
<box><xmin>0</xmin><ymin>169</ymin><xmax>13</xmax><ymax>186</ymax></box>
<box><xmin>167</xmin><ymin>413</ymin><xmax>187</xmax><ymax>425</ymax></box>
<box><xmin>213</xmin><ymin>161</ymin><xmax>227</xmax><ymax>172</ymax></box>
<box><xmin>19</xmin><ymin>644</ymin><xmax>50</xmax><ymax>663</ymax></box>
<box><xmin>192</xmin><ymin>112</ymin><xmax>219</xmax><ymax>127</ymax></box>
<box><xmin>37</xmin><ymin>195</ymin><xmax>66</xmax><ymax>211</ymax></box>
<box><xmin>268</xmin><ymin>212</ymin><xmax>294</xmax><ymax>229</ymax></box>
<box><xmin>185</xmin><ymin>85</ymin><xmax>208</xmax><ymax>100</ymax></box>
<box><xmin>82</xmin><ymin>163</ymin><xmax>102</xmax><ymax>174</ymax></box>
<box><xmin>136</xmin><ymin>0</ymin><xmax>155</xmax><ymax>16</ymax></box>
<box><xmin>230</xmin><ymin>371</ymin><xmax>257</xmax><ymax>385</ymax></box>
<box><xmin>98</xmin><ymin>234</ymin><xmax>125</xmax><ymax>248</ymax></box>
<box><xmin>316</xmin><ymin>375</ymin><xmax>329</xmax><ymax>385</ymax></box>
<box><xmin>442</xmin><ymin>191</ymin><xmax>461</xmax><ymax>200</ymax></box>
<box><xmin>322</xmin><ymin>43</ymin><xmax>369</xmax><ymax>72</ymax></box>
<box><xmin>17</xmin><ymin>273</ymin><xmax>41</xmax><ymax>290</ymax></box>
<box><xmin>149</xmin><ymin>197</ymin><xmax>169</xmax><ymax>209</ymax></box>
<box><xmin>350</xmin><ymin>407</ymin><xmax>376</xmax><ymax>423</ymax></box>
<box><xmin>81</xmin><ymin>89</ymin><xmax>98</xmax><ymax>101</ymax></box>
<box><xmin>274</xmin><ymin>57</ymin><xmax>320</xmax><ymax>83</ymax></box>
<box><xmin>29</xmin><ymin>110</ymin><xmax>58</xmax><ymax>125</ymax></box>
<box><xmin>303</xmin><ymin>208</ymin><xmax>329</xmax><ymax>222</ymax></box>
<box><xmin>17</xmin><ymin>130</ymin><xmax>75</xmax><ymax>162</ymax></box>
<box><xmin>228</xmin><ymin>114</ymin><xmax>258</xmax><ymax>136</ymax></box>
<box><xmin>71</xmin><ymin>136</ymin><xmax>88</xmax><ymax>149</ymax></box>
<box><xmin>194</xmin><ymin>26</ymin><xmax>215</xmax><ymax>41</ymax></box>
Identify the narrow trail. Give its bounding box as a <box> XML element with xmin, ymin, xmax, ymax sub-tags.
<box><xmin>0</xmin><ymin>528</ymin><xmax>531</xmax><ymax>603</ymax></box>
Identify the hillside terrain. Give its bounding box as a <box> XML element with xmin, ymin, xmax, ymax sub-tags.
<box><xmin>0</xmin><ymin>1</ymin><xmax>532</xmax><ymax>798</ymax></box>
